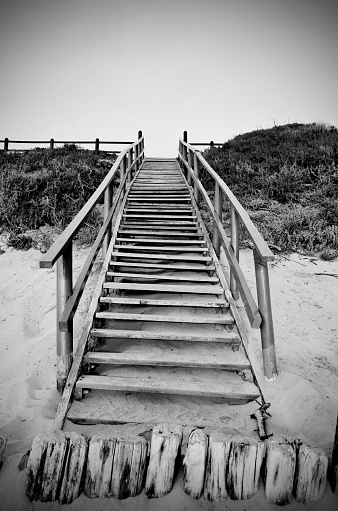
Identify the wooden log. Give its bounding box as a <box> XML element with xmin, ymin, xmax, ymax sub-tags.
<box><xmin>0</xmin><ymin>436</ymin><xmax>7</xmax><ymax>466</ymax></box>
<box><xmin>84</xmin><ymin>434</ymin><xmax>148</xmax><ymax>499</ymax></box>
<box><xmin>264</xmin><ymin>438</ymin><xmax>296</xmax><ymax>506</ymax></box>
<box><xmin>145</xmin><ymin>425</ymin><xmax>182</xmax><ymax>498</ymax></box>
<box><xmin>332</xmin><ymin>413</ymin><xmax>338</xmax><ymax>495</ymax></box>
<box><xmin>227</xmin><ymin>436</ymin><xmax>265</xmax><ymax>500</ymax></box>
<box><xmin>183</xmin><ymin>429</ymin><xmax>208</xmax><ymax>499</ymax></box>
<box><xmin>294</xmin><ymin>443</ymin><xmax>328</xmax><ymax>503</ymax></box>
<box><xmin>25</xmin><ymin>432</ymin><xmax>87</xmax><ymax>503</ymax></box>
<box><xmin>204</xmin><ymin>433</ymin><xmax>231</xmax><ymax>501</ymax></box>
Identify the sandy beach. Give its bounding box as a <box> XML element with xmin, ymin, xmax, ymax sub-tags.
<box><xmin>0</xmin><ymin>245</ymin><xmax>337</xmax><ymax>510</ymax></box>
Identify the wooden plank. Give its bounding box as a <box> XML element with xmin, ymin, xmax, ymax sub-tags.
<box><xmin>264</xmin><ymin>439</ymin><xmax>296</xmax><ymax>506</ymax></box>
<box><xmin>84</xmin><ymin>434</ymin><xmax>148</xmax><ymax>499</ymax></box>
<box><xmin>95</xmin><ymin>311</ymin><xmax>232</xmax><ymax>324</ymax></box>
<box><xmin>145</xmin><ymin>425</ymin><xmax>182</xmax><ymax>498</ymax></box>
<box><xmin>204</xmin><ymin>433</ymin><xmax>230</xmax><ymax>501</ymax></box>
<box><xmin>115</xmin><ymin>238</ymin><xmax>206</xmax><ymax>245</ymax></box>
<box><xmin>119</xmin><ymin>224</ymin><xmax>200</xmax><ymax>231</ymax></box>
<box><xmin>75</xmin><ymin>367</ymin><xmax>259</xmax><ymax>400</ymax></box>
<box><xmin>103</xmin><ymin>282</ymin><xmax>223</xmax><ymax>294</ymax></box>
<box><xmin>183</xmin><ymin>429</ymin><xmax>208</xmax><ymax>499</ymax></box>
<box><xmin>110</xmin><ymin>261</ymin><xmax>214</xmax><ymax>271</ymax></box>
<box><xmin>114</xmin><ymin>245</ymin><xmax>208</xmax><ymax>252</ymax></box>
<box><xmin>100</xmin><ymin>296</ymin><xmax>228</xmax><ymax>307</ymax></box>
<box><xmin>58</xmin><ymin>433</ymin><xmax>88</xmax><ymax>504</ymax></box>
<box><xmin>111</xmin><ymin>251</ymin><xmax>212</xmax><ymax>262</ymax></box>
<box><xmin>90</xmin><ymin>328</ymin><xmax>240</xmax><ymax>343</ymax></box>
<box><xmin>122</xmin><ymin>214</ymin><xmax>196</xmax><ymax>220</ymax></box>
<box><xmin>294</xmin><ymin>443</ymin><xmax>328</xmax><ymax>503</ymax></box>
<box><xmin>83</xmin><ymin>341</ymin><xmax>249</xmax><ymax>370</ymax></box>
<box><xmin>125</xmin><ymin>208</ymin><xmax>193</xmax><ymax>214</ymax></box>
<box><xmin>106</xmin><ymin>271</ymin><xmax>218</xmax><ymax>283</ymax></box>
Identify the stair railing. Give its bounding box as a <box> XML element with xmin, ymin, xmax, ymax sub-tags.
<box><xmin>178</xmin><ymin>133</ymin><xmax>277</xmax><ymax>381</ymax></box>
<box><xmin>40</xmin><ymin>131</ymin><xmax>145</xmax><ymax>393</ymax></box>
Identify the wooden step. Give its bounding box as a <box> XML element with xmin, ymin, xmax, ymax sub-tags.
<box><xmin>122</xmin><ymin>214</ymin><xmax>197</xmax><ymax>220</ymax></box>
<box><xmin>106</xmin><ymin>271</ymin><xmax>218</xmax><ymax>283</ymax></box>
<box><xmin>90</xmin><ymin>329</ymin><xmax>239</xmax><ymax>343</ymax></box>
<box><xmin>103</xmin><ymin>282</ymin><xmax>224</xmax><ymax>294</ymax></box>
<box><xmin>75</xmin><ymin>367</ymin><xmax>259</xmax><ymax>401</ymax></box>
<box><xmin>125</xmin><ymin>209</ymin><xmax>194</xmax><ymax>214</ymax></box>
<box><xmin>83</xmin><ymin>341</ymin><xmax>248</xmax><ymax>370</ymax></box>
<box><xmin>119</xmin><ymin>224</ymin><xmax>199</xmax><ymax>231</ymax></box>
<box><xmin>100</xmin><ymin>297</ymin><xmax>228</xmax><ymax>308</ymax></box>
<box><xmin>115</xmin><ymin>238</ymin><xmax>206</xmax><ymax>245</ymax></box>
<box><xmin>95</xmin><ymin>311</ymin><xmax>233</xmax><ymax>324</ymax></box>
<box><xmin>117</xmin><ymin>230</ymin><xmax>202</xmax><ymax>238</ymax></box>
<box><xmin>114</xmin><ymin>245</ymin><xmax>208</xmax><ymax>252</ymax></box>
<box><xmin>109</xmin><ymin>261</ymin><xmax>214</xmax><ymax>271</ymax></box>
<box><xmin>110</xmin><ymin>251</ymin><xmax>212</xmax><ymax>262</ymax></box>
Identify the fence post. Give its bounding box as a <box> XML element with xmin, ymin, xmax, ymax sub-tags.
<box><xmin>56</xmin><ymin>242</ymin><xmax>73</xmax><ymax>393</ymax></box>
<box><xmin>95</xmin><ymin>138</ymin><xmax>100</xmax><ymax>155</ymax></box>
<box><xmin>50</xmin><ymin>138</ymin><xmax>54</xmax><ymax>150</ymax></box>
<box><xmin>210</xmin><ymin>140</ymin><xmax>214</xmax><ymax>149</ymax></box>
<box><xmin>254</xmin><ymin>250</ymin><xmax>278</xmax><ymax>380</ymax></box>
<box><xmin>187</xmin><ymin>148</ymin><xmax>193</xmax><ymax>186</ymax></box>
<box><xmin>102</xmin><ymin>182</ymin><xmax>113</xmax><ymax>259</ymax></box>
<box><xmin>4</xmin><ymin>138</ymin><xmax>9</xmax><ymax>151</ymax></box>
<box><xmin>213</xmin><ymin>182</ymin><xmax>223</xmax><ymax>256</ymax></box>
<box><xmin>230</xmin><ymin>205</ymin><xmax>240</xmax><ymax>300</ymax></box>
<box><xmin>193</xmin><ymin>152</ymin><xmax>200</xmax><ymax>205</ymax></box>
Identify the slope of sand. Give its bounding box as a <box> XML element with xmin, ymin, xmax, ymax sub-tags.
<box><xmin>0</xmin><ymin>245</ymin><xmax>337</xmax><ymax>510</ymax></box>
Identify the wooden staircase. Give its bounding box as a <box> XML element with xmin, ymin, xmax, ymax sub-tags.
<box><xmin>66</xmin><ymin>158</ymin><xmax>261</xmax><ymax>426</ymax></box>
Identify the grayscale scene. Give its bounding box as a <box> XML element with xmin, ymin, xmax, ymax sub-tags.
<box><xmin>0</xmin><ymin>1</ymin><xmax>337</xmax><ymax>509</ymax></box>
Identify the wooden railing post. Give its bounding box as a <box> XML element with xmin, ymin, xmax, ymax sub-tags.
<box><xmin>50</xmin><ymin>138</ymin><xmax>55</xmax><ymax>150</ymax></box>
<box><xmin>254</xmin><ymin>250</ymin><xmax>277</xmax><ymax>380</ymax></box>
<box><xmin>193</xmin><ymin>152</ymin><xmax>200</xmax><ymax>205</ymax></box>
<box><xmin>128</xmin><ymin>147</ymin><xmax>133</xmax><ymax>181</ymax></box>
<box><xmin>56</xmin><ymin>242</ymin><xmax>73</xmax><ymax>393</ymax></box>
<box><xmin>95</xmin><ymin>138</ymin><xmax>100</xmax><ymax>155</ymax></box>
<box><xmin>4</xmin><ymin>138</ymin><xmax>9</xmax><ymax>151</ymax></box>
<box><xmin>230</xmin><ymin>205</ymin><xmax>240</xmax><ymax>300</ymax></box>
<box><xmin>213</xmin><ymin>182</ymin><xmax>223</xmax><ymax>256</ymax></box>
<box><xmin>210</xmin><ymin>140</ymin><xmax>214</xmax><ymax>148</ymax></box>
<box><xmin>187</xmin><ymin>148</ymin><xmax>192</xmax><ymax>186</ymax></box>
<box><xmin>102</xmin><ymin>181</ymin><xmax>113</xmax><ymax>259</ymax></box>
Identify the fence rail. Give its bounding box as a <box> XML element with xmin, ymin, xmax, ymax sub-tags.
<box><xmin>0</xmin><ymin>137</ymin><xmax>133</xmax><ymax>154</ymax></box>
<box><xmin>39</xmin><ymin>131</ymin><xmax>145</xmax><ymax>393</ymax></box>
<box><xmin>178</xmin><ymin>131</ymin><xmax>277</xmax><ymax>380</ymax></box>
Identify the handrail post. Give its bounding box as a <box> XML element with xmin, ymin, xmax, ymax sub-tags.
<box><xmin>50</xmin><ymin>138</ymin><xmax>55</xmax><ymax>150</ymax></box>
<box><xmin>95</xmin><ymin>138</ymin><xmax>99</xmax><ymax>155</ymax></box>
<box><xmin>56</xmin><ymin>242</ymin><xmax>73</xmax><ymax>393</ymax></box>
<box><xmin>193</xmin><ymin>152</ymin><xmax>200</xmax><ymax>205</ymax></box>
<box><xmin>4</xmin><ymin>138</ymin><xmax>9</xmax><ymax>151</ymax></box>
<box><xmin>135</xmin><ymin>144</ymin><xmax>139</xmax><ymax>173</ymax></box>
<box><xmin>102</xmin><ymin>181</ymin><xmax>113</xmax><ymax>259</ymax></box>
<box><xmin>187</xmin><ymin>148</ymin><xmax>192</xmax><ymax>186</ymax></box>
<box><xmin>254</xmin><ymin>250</ymin><xmax>278</xmax><ymax>380</ymax></box>
<box><xmin>213</xmin><ymin>182</ymin><xmax>223</xmax><ymax>256</ymax></box>
<box><xmin>230</xmin><ymin>205</ymin><xmax>240</xmax><ymax>300</ymax></box>
<box><xmin>128</xmin><ymin>147</ymin><xmax>133</xmax><ymax>181</ymax></box>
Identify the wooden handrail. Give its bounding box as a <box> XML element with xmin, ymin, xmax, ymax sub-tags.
<box><xmin>39</xmin><ymin>133</ymin><xmax>144</xmax><ymax>392</ymax></box>
<box><xmin>178</xmin><ymin>135</ymin><xmax>277</xmax><ymax>380</ymax></box>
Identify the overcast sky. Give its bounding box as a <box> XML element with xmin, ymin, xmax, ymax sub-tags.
<box><xmin>1</xmin><ymin>0</ymin><xmax>337</xmax><ymax>156</ymax></box>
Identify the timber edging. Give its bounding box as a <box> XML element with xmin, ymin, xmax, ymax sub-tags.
<box><xmin>22</xmin><ymin>428</ymin><xmax>335</xmax><ymax>505</ymax></box>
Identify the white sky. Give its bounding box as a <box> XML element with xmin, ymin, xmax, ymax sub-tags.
<box><xmin>1</xmin><ymin>0</ymin><xmax>337</xmax><ymax>156</ymax></box>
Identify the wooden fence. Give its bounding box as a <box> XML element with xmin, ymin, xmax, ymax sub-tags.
<box><xmin>39</xmin><ymin>131</ymin><xmax>145</xmax><ymax>392</ymax></box>
<box><xmin>178</xmin><ymin>131</ymin><xmax>277</xmax><ymax>381</ymax></box>
<box><xmin>0</xmin><ymin>137</ymin><xmax>133</xmax><ymax>154</ymax></box>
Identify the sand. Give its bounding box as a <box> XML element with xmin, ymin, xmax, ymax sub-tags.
<box><xmin>0</xmin><ymin>245</ymin><xmax>337</xmax><ymax>510</ymax></box>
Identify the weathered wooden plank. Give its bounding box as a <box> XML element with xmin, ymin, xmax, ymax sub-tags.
<box><xmin>227</xmin><ymin>436</ymin><xmax>265</xmax><ymax>500</ymax></box>
<box><xmin>75</xmin><ymin>368</ymin><xmax>259</xmax><ymax>401</ymax></box>
<box><xmin>117</xmin><ymin>230</ymin><xmax>202</xmax><ymax>238</ymax></box>
<box><xmin>294</xmin><ymin>443</ymin><xmax>328</xmax><ymax>503</ymax></box>
<box><xmin>119</xmin><ymin>224</ymin><xmax>199</xmax><ymax>231</ymax></box>
<box><xmin>95</xmin><ymin>311</ymin><xmax>233</xmax><ymax>324</ymax></box>
<box><xmin>103</xmin><ymin>282</ymin><xmax>223</xmax><ymax>294</ymax></box>
<box><xmin>204</xmin><ymin>433</ymin><xmax>231</xmax><ymax>501</ymax></box>
<box><xmin>109</xmin><ymin>261</ymin><xmax>213</xmax><ymax>271</ymax></box>
<box><xmin>114</xmin><ymin>245</ymin><xmax>207</xmax><ymax>252</ymax></box>
<box><xmin>111</xmin><ymin>251</ymin><xmax>211</xmax><ymax>262</ymax></box>
<box><xmin>145</xmin><ymin>425</ymin><xmax>182</xmax><ymax>498</ymax></box>
<box><xmin>25</xmin><ymin>432</ymin><xmax>87</xmax><ymax>503</ymax></box>
<box><xmin>90</xmin><ymin>328</ymin><xmax>240</xmax><ymax>343</ymax></box>
<box><xmin>115</xmin><ymin>238</ymin><xmax>206</xmax><ymax>244</ymax></box>
<box><xmin>264</xmin><ymin>439</ymin><xmax>296</xmax><ymax>506</ymax></box>
<box><xmin>100</xmin><ymin>296</ymin><xmax>228</xmax><ymax>307</ymax></box>
<box><xmin>106</xmin><ymin>271</ymin><xmax>218</xmax><ymax>283</ymax></box>
<box><xmin>183</xmin><ymin>429</ymin><xmax>208</xmax><ymax>499</ymax></box>
<box><xmin>84</xmin><ymin>434</ymin><xmax>148</xmax><ymax>499</ymax></box>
